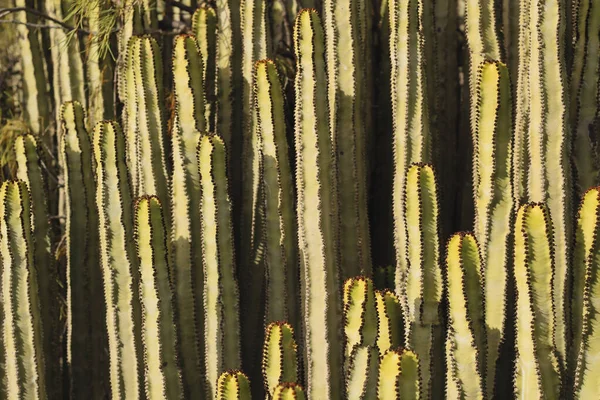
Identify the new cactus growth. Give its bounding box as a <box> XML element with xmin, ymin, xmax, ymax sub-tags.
<box><xmin>377</xmin><ymin>349</ymin><xmax>419</xmax><ymax>400</ymax></box>
<box><xmin>345</xmin><ymin>346</ymin><xmax>379</xmax><ymax>400</ymax></box>
<box><xmin>375</xmin><ymin>290</ymin><xmax>403</xmax><ymax>354</ymax></box>
<box><xmin>217</xmin><ymin>371</ymin><xmax>252</xmax><ymax>400</ymax></box>
<box><xmin>343</xmin><ymin>277</ymin><xmax>377</xmax><ymax>361</ymax></box>
<box><xmin>262</xmin><ymin>322</ymin><xmax>298</xmax><ymax>396</ymax></box>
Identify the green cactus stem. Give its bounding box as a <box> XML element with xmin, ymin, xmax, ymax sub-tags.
<box><xmin>294</xmin><ymin>9</ymin><xmax>343</xmax><ymax>399</ymax></box>
<box><xmin>345</xmin><ymin>346</ymin><xmax>379</xmax><ymax>400</ymax></box>
<box><xmin>135</xmin><ymin>196</ymin><xmax>183</xmax><ymax>400</ymax></box>
<box><xmin>93</xmin><ymin>120</ymin><xmax>142</xmax><ymax>399</ymax></box>
<box><xmin>117</xmin><ymin>0</ymin><xmax>143</xmax><ymax>103</ymax></box>
<box><xmin>0</xmin><ymin>180</ymin><xmax>47</xmax><ymax>400</ymax></box>
<box><xmin>377</xmin><ymin>349</ymin><xmax>419</xmax><ymax>400</ymax></box>
<box><xmin>513</xmin><ymin>203</ymin><xmax>562</xmax><ymax>399</ymax></box>
<box><xmin>343</xmin><ymin>277</ymin><xmax>377</xmax><ymax>362</ymax></box>
<box><xmin>170</xmin><ymin>33</ymin><xmax>206</xmax><ymax>398</ymax></box>
<box><xmin>198</xmin><ymin>134</ymin><xmax>241</xmax><ymax>398</ymax></box>
<box><xmin>273</xmin><ymin>382</ymin><xmax>306</xmax><ymax>400</ymax></box>
<box><xmin>324</xmin><ymin>0</ymin><xmax>371</xmax><ymax>278</ymax></box>
<box><xmin>262</xmin><ymin>322</ymin><xmax>298</xmax><ymax>396</ymax></box>
<box><xmin>217</xmin><ymin>371</ymin><xmax>252</xmax><ymax>400</ymax></box>
<box><xmin>375</xmin><ymin>290</ymin><xmax>403</xmax><ymax>354</ymax></box>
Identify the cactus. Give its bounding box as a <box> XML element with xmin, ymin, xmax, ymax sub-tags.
<box><xmin>377</xmin><ymin>349</ymin><xmax>419</xmax><ymax>400</ymax></box>
<box><xmin>134</xmin><ymin>196</ymin><xmax>183</xmax><ymax>399</ymax></box>
<box><xmin>294</xmin><ymin>9</ymin><xmax>343</xmax><ymax>399</ymax></box>
<box><xmin>217</xmin><ymin>371</ymin><xmax>252</xmax><ymax>400</ymax></box>
<box><xmin>375</xmin><ymin>290</ymin><xmax>403</xmax><ymax>354</ymax></box>
<box><xmin>513</xmin><ymin>203</ymin><xmax>562</xmax><ymax>399</ymax></box>
<box><xmin>93</xmin><ymin>120</ymin><xmax>142</xmax><ymax>399</ymax></box>
<box><xmin>0</xmin><ymin>180</ymin><xmax>47</xmax><ymax>400</ymax></box>
<box><xmin>324</xmin><ymin>0</ymin><xmax>371</xmax><ymax>278</ymax></box>
<box><xmin>343</xmin><ymin>277</ymin><xmax>377</xmax><ymax>361</ymax></box>
<box><xmin>170</xmin><ymin>33</ymin><xmax>206</xmax><ymax>398</ymax></box>
<box><xmin>273</xmin><ymin>382</ymin><xmax>306</xmax><ymax>400</ymax></box>
<box><xmin>262</xmin><ymin>322</ymin><xmax>298</xmax><ymax>396</ymax></box>
<box><xmin>445</xmin><ymin>232</ymin><xmax>484</xmax><ymax>398</ymax></box>
<box><xmin>198</xmin><ymin>134</ymin><xmax>242</xmax><ymax>398</ymax></box>
<box><xmin>404</xmin><ymin>163</ymin><xmax>442</xmax><ymax>398</ymax></box>
<box><xmin>345</xmin><ymin>345</ymin><xmax>379</xmax><ymax>399</ymax></box>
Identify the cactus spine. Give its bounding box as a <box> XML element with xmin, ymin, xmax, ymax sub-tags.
<box><xmin>324</xmin><ymin>0</ymin><xmax>371</xmax><ymax>278</ymax></box>
<box><xmin>198</xmin><ymin>134</ymin><xmax>241</xmax><ymax>398</ymax></box>
<box><xmin>377</xmin><ymin>349</ymin><xmax>419</xmax><ymax>400</ymax></box>
<box><xmin>472</xmin><ymin>60</ymin><xmax>513</xmax><ymax>395</ymax></box>
<box><xmin>262</xmin><ymin>322</ymin><xmax>298</xmax><ymax>396</ymax></box>
<box><xmin>345</xmin><ymin>346</ymin><xmax>379</xmax><ymax>400</ymax></box>
<box><xmin>0</xmin><ymin>181</ymin><xmax>47</xmax><ymax>400</ymax></box>
<box><xmin>60</xmin><ymin>101</ymin><xmax>106</xmax><ymax>397</ymax></box>
<box><xmin>294</xmin><ymin>9</ymin><xmax>343</xmax><ymax>398</ymax></box>
<box><xmin>135</xmin><ymin>196</ymin><xmax>183</xmax><ymax>399</ymax></box>
<box><xmin>255</xmin><ymin>59</ymin><xmax>298</xmax><ymax>325</ymax></box>
<box><xmin>404</xmin><ymin>163</ymin><xmax>442</xmax><ymax>398</ymax></box>
<box><xmin>93</xmin><ymin>120</ymin><xmax>142</xmax><ymax>399</ymax></box>
<box><xmin>513</xmin><ymin>203</ymin><xmax>562</xmax><ymax>399</ymax></box>
<box><xmin>170</xmin><ymin>33</ymin><xmax>206</xmax><ymax>398</ymax></box>
<box><xmin>217</xmin><ymin>371</ymin><xmax>252</xmax><ymax>400</ymax></box>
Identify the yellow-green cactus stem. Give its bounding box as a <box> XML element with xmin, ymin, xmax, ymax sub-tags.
<box><xmin>521</xmin><ymin>0</ymin><xmax>572</xmax><ymax>363</ymax></box>
<box><xmin>130</xmin><ymin>36</ymin><xmax>171</xmax><ymax>216</ymax></box>
<box><xmin>93</xmin><ymin>120</ymin><xmax>142</xmax><ymax>399</ymax></box>
<box><xmin>262</xmin><ymin>322</ymin><xmax>298</xmax><ymax>396</ymax></box>
<box><xmin>389</xmin><ymin>0</ymin><xmax>432</xmax><ymax>309</ymax></box>
<box><xmin>135</xmin><ymin>196</ymin><xmax>183</xmax><ymax>400</ymax></box>
<box><xmin>377</xmin><ymin>349</ymin><xmax>419</xmax><ymax>400</ymax></box>
<box><xmin>472</xmin><ymin>59</ymin><xmax>513</xmax><ymax>395</ymax></box>
<box><xmin>0</xmin><ymin>180</ymin><xmax>47</xmax><ymax>400</ymax></box>
<box><xmin>60</xmin><ymin>101</ymin><xmax>107</xmax><ymax>398</ymax></box>
<box><xmin>345</xmin><ymin>346</ymin><xmax>379</xmax><ymax>400</ymax></box>
<box><xmin>256</xmin><ymin>59</ymin><xmax>298</xmax><ymax>326</ymax></box>
<box><xmin>375</xmin><ymin>290</ymin><xmax>403</xmax><ymax>354</ymax></box>
<box><xmin>445</xmin><ymin>333</ymin><xmax>460</xmax><ymax>399</ymax></box>
<box><xmin>445</xmin><ymin>232</ymin><xmax>484</xmax><ymax>398</ymax></box>
<box><xmin>192</xmin><ymin>3</ymin><xmax>218</xmax><ymax>132</ymax></box>
<box><xmin>170</xmin><ymin>33</ymin><xmax>206</xmax><ymax>398</ymax></box>
<box><xmin>117</xmin><ymin>0</ymin><xmax>143</xmax><ymax>102</ymax></box>
<box><xmin>197</xmin><ymin>134</ymin><xmax>241</xmax><ymax>398</ymax></box>
<box><xmin>324</xmin><ymin>0</ymin><xmax>371</xmax><ymax>278</ymax></box>
<box><xmin>343</xmin><ymin>277</ymin><xmax>377</xmax><ymax>361</ymax></box>
<box><xmin>217</xmin><ymin>371</ymin><xmax>252</xmax><ymax>400</ymax></box>
<box><xmin>124</xmin><ymin>35</ymin><xmax>141</xmax><ymax>194</ymax></box>
<box><xmin>513</xmin><ymin>203</ymin><xmax>562</xmax><ymax>399</ymax></box>
<box><xmin>570</xmin><ymin>0</ymin><xmax>600</xmax><ymax>192</ymax></box>
<box><xmin>573</xmin><ymin>190</ymin><xmax>600</xmax><ymax>398</ymax></box>
<box><xmin>273</xmin><ymin>382</ymin><xmax>306</xmax><ymax>400</ymax></box>
<box><xmin>404</xmin><ymin>163</ymin><xmax>442</xmax><ymax>398</ymax></box>
<box><xmin>294</xmin><ymin>9</ymin><xmax>343</xmax><ymax>399</ymax></box>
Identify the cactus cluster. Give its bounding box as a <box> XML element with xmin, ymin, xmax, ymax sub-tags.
<box><xmin>2</xmin><ymin>0</ymin><xmax>600</xmax><ymax>399</ymax></box>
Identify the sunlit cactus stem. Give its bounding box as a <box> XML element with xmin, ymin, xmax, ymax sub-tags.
<box><xmin>377</xmin><ymin>349</ymin><xmax>419</xmax><ymax>400</ymax></box>
<box><xmin>294</xmin><ymin>9</ymin><xmax>343</xmax><ymax>399</ymax></box>
<box><xmin>262</xmin><ymin>322</ymin><xmax>298</xmax><ymax>396</ymax></box>
<box><xmin>198</xmin><ymin>134</ymin><xmax>242</xmax><ymax>399</ymax></box>
<box><xmin>513</xmin><ymin>203</ymin><xmax>562</xmax><ymax>399</ymax></box>
<box><xmin>273</xmin><ymin>382</ymin><xmax>306</xmax><ymax>400</ymax></box>
<box><xmin>345</xmin><ymin>346</ymin><xmax>379</xmax><ymax>399</ymax></box>
<box><xmin>217</xmin><ymin>371</ymin><xmax>252</xmax><ymax>400</ymax></box>
<box><xmin>135</xmin><ymin>196</ymin><xmax>183</xmax><ymax>400</ymax></box>
<box><xmin>343</xmin><ymin>277</ymin><xmax>377</xmax><ymax>362</ymax></box>
<box><xmin>374</xmin><ymin>290</ymin><xmax>403</xmax><ymax>354</ymax></box>
<box><xmin>93</xmin><ymin>120</ymin><xmax>143</xmax><ymax>399</ymax></box>
<box><xmin>0</xmin><ymin>180</ymin><xmax>47</xmax><ymax>400</ymax></box>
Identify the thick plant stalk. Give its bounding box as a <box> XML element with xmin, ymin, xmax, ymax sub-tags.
<box><xmin>12</xmin><ymin>1</ymin><xmax>50</xmax><ymax>135</ymax></box>
<box><xmin>293</xmin><ymin>9</ymin><xmax>343</xmax><ymax>399</ymax></box>
<box><xmin>93</xmin><ymin>120</ymin><xmax>142</xmax><ymax>399</ymax></box>
<box><xmin>445</xmin><ymin>232</ymin><xmax>484</xmax><ymax>398</ymax></box>
<box><xmin>570</xmin><ymin>0</ymin><xmax>600</xmax><ymax>192</ymax></box>
<box><xmin>389</xmin><ymin>0</ymin><xmax>431</xmax><ymax>306</ymax></box>
<box><xmin>273</xmin><ymin>382</ymin><xmax>306</xmax><ymax>399</ymax></box>
<box><xmin>0</xmin><ymin>181</ymin><xmax>47</xmax><ymax>400</ymax></box>
<box><xmin>404</xmin><ymin>163</ymin><xmax>443</xmax><ymax>398</ymax></box>
<box><xmin>86</xmin><ymin>0</ymin><xmax>115</xmax><ymax>127</ymax></box>
<box><xmin>513</xmin><ymin>203</ymin><xmax>562</xmax><ymax>399</ymax></box>
<box><xmin>60</xmin><ymin>101</ymin><xmax>106</xmax><ymax>398</ymax></box>
<box><xmin>262</xmin><ymin>322</ymin><xmax>298</xmax><ymax>396</ymax></box>
<box><xmin>323</xmin><ymin>0</ymin><xmax>371</xmax><ymax>278</ymax></box>
<box><xmin>472</xmin><ymin>60</ymin><xmax>513</xmax><ymax>395</ymax></box>
<box><xmin>343</xmin><ymin>277</ymin><xmax>377</xmax><ymax>361</ymax></box>
<box><xmin>217</xmin><ymin>371</ymin><xmax>252</xmax><ymax>400</ymax></box>
<box><xmin>375</xmin><ymin>290</ymin><xmax>403</xmax><ymax>354</ymax></box>
<box><xmin>129</xmin><ymin>36</ymin><xmax>171</xmax><ymax>215</ymax></box>
<box><xmin>573</xmin><ymin>188</ymin><xmax>600</xmax><ymax>398</ymax></box>
<box><xmin>117</xmin><ymin>0</ymin><xmax>143</xmax><ymax>102</ymax></box>
<box><xmin>345</xmin><ymin>346</ymin><xmax>379</xmax><ymax>400</ymax></box>
<box><xmin>520</xmin><ymin>0</ymin><xmax>572</xmax><ymax>363</ymax></box>
<box><xmin>134</xmin><ymin>196</ymin><xmax>183</xmax><ymax>400</ymax></box>
<box><xmin>256</xmin><ymin>59</ymin><xmax>298</xmax><ymax>326</ymax></box>
<box><xmin>192</xmin><ymin>4</ymin><xmax>218</xmax><ymax>132</ymax></box>
<box><xmin>170</xmin><ymin>34</ymin><xmax>206</xmax><ymax>398</ymax></box>
<box><xmin>377</xmin><ymin>349</ymin><xmax>419</xmax><ymax>400</ymax></box>
<box><xmin>198</xmin><ymin>134</ymin><xmax>242</xmax><ymax>398</ymax></box>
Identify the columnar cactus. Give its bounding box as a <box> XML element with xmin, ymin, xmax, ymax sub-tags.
<box><xmin>217</xmin><ymin>371</ymin><xmax>252</xmax><ymax>400</ymax></box>
<box><xmin>0</xmin><ymin>181</ymin><xmax>47</xmax><ymax>400</ymax></box>
<box><xmin>345</xmin><ymin>346</ymin><xmax>379</xmax><ymax>399</ymax></box>
<box><xmin>262</xmin><ymin>322</ymin><xmax>298</xmax><ymax>396</ymax></box>
<box><xmin>273</xmin><ymin>382</ymin><xmax>306</xmax><ymax>399</ymax></box>
<box><xmin>293</xmin><ymin>9</ymin><xmax>343</xmax><ymax>398</ymax></box>
<box><xmin>377</xmin><ymin>349</ymin><xmax>419</xmax><ymax>400</ymax></box>
<box><xmin>375</xmin><ymin>290</ymin><xmax>403</xmax><ymax>354</ymax></box>
<box><xmin>343</xmin><ymin>277</ymin><xmax>377</xmax><ymax>361</ymax></box>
